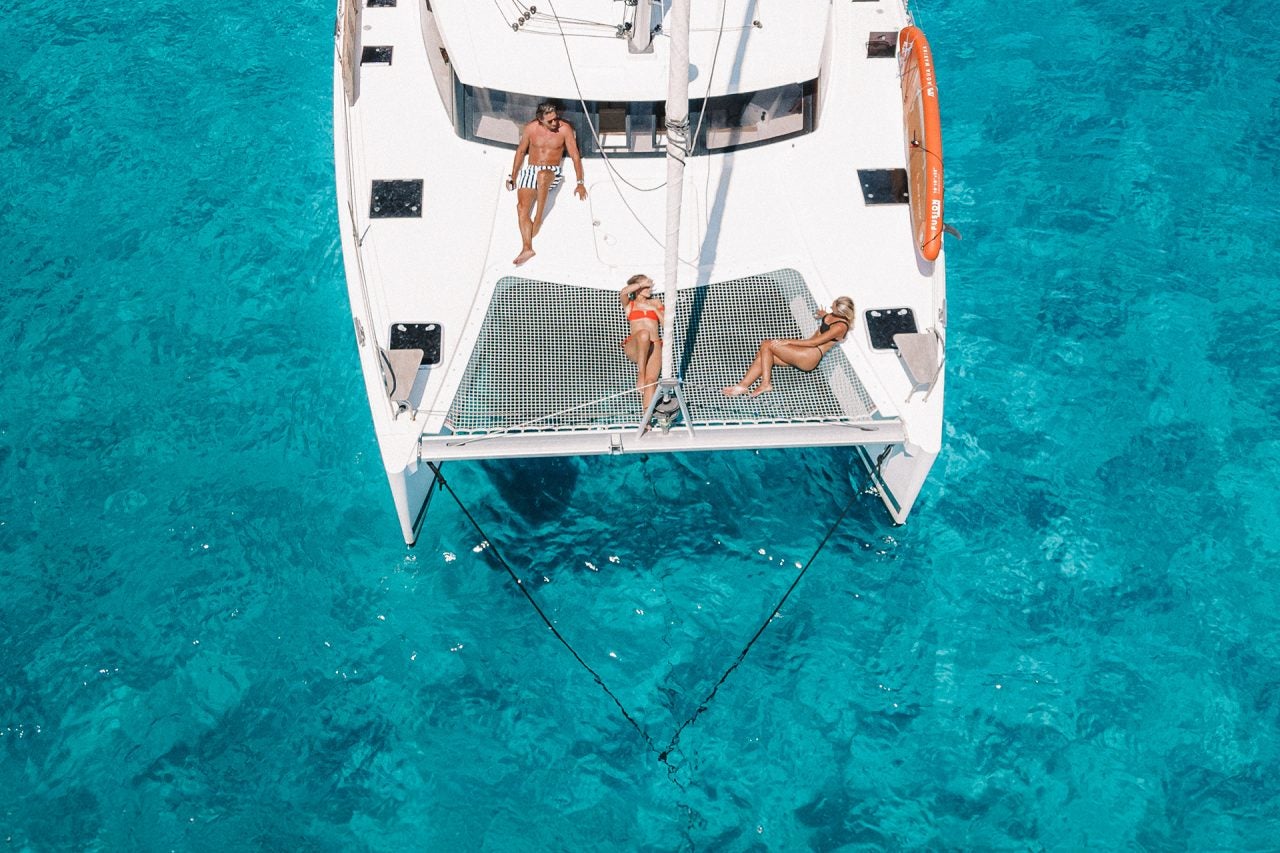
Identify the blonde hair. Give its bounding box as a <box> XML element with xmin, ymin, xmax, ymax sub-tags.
<box><xmin>830</xmin><ymin>296</ymin><xmax>856</xmax><ymax>326</ymax></box>
<box><xmin>627</xmin><ymin>273</ymin><xmax>651</xmax><ymax>287</ymax></box>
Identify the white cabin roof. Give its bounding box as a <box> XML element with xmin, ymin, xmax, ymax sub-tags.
<box><xmin>434</xmin><ymin>0</ymin><xmax>829</xmax><ymax>100</ymax></box>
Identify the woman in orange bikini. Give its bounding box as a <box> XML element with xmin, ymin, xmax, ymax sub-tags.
<box><xmin>620</xmin><ymin>274</ymin><xmax>664</xmax><ymax>411</ymax></box>
<box><xmin>723</xmin><ymin>296</ymin><xmax>856</xmax><ymax>397</ymax></box>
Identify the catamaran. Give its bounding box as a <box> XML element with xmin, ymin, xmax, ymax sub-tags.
<box><xmin>333</xmin><ymin>0</ymin><xmax>949</xmax><ymax>545</ymax></box>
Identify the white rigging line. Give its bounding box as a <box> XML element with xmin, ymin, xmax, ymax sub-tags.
<box><xmin>442</xmin><ymin>384</ymin><xmax>658</xmax><ymax>447</ymax></box>
<box><xmin>688</xmin><ymin>0</ymin><xmax>730</xmax><ymax>153</ymax></box>
<box><xmin>490</xmin><ymin>0</ymin><xmax>513</xmax><ymax>26</ymax></box>
<box><xmin>503</xmin><ymin>0</ymin><xmax>616</xmax><ymax>32</ymax></box>
<box><xmin>545</xmin><ymin>0</ymin><xmax>665</xmax><ymax>194</ymax></box>
<box><xmin>549</xmin><ymin>0</ymin><xmax>732</xmax><ymax>189</ymax></box>
<box><xmin>545</xmin><ymin>0</ymin><xmax>679</xmax><ymax>264</ymax></box>
<box><xmin>542</xmin><ymin>0</ymin><xmax>731</xmax><ymax>265</ymax></box>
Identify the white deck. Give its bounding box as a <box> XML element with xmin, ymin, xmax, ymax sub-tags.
<box><xmin>334</xmin><ymin>0</ymin><xmax>947</xmax><ymax>539</ymax></box>
<box><xmin>435</xmin><ymin>0</ymin><xmax>830</xmax><ymax>100</ymax></box>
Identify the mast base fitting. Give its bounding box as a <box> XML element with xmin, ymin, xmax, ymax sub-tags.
<box><xmin>653</xmin><ymin>394</ymin><xmax>683</xmax><ymax>434</ymax></box>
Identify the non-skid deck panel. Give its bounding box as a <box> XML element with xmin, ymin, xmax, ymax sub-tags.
<box><xmin>445</xmin><ymin>268</ymin><xmax>879</xmax><ymax>434</ymax></box>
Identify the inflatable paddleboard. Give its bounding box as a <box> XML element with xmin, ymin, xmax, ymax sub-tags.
<box><xmin>898</xmin><ymin>25</ymin><xmax>945</xmax><ymax>262</ymax></box>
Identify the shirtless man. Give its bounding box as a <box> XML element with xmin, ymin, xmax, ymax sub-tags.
<box><xmin>506</xmin><ymin>102</ymin><xmax>587</xmax><ymax>265</ymax></box>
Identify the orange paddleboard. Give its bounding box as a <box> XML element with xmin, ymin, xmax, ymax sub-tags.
<box><xmin>898</xmin><ymin>26</ymin><xmax>944</xmax><ymax>262</ymax></box>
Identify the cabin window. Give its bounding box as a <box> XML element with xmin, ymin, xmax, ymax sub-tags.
<box><xmin>700</xmin><ymin>81</ymin><xmax>814</xmax><ymax>151</ymax></box>
<box><xmin>597</xmin><ymin>102</ymin><xmax>628</xmax><ymax>150</ymax></box>
<box><xmin>455</xmin><ymin>79</ymin><xmax>815</xmax><ymax>155</ymax></box>
<box><xmin>458</xmin><ymin>87</ymin><xmax>543</xmax><ymax>147</ymax></box>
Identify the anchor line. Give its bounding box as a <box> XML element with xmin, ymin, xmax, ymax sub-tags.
<box><xmin>658</xmin><ymin>484</ymin><xmax>862</xmax><ymax>762</ymax></box>
<box><xmin>425</xmin><ymin>462</ymin><xmax>659</xmax><ymax>753</ymax></box>
<box><xmin>425</xmin><ymin>456</ymin><xmax>874</xmax><ymax>772</ymax></box>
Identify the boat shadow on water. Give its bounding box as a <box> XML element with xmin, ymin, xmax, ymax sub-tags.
<box><xmin>479</xmin><ymin>456</ymin><xmax>580</xmax><ymax>525</ymax></box>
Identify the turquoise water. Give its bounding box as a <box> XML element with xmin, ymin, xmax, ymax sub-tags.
<box><xmin>3</xmin><ymin>0</ymin><xmax>1279</xmax><ymax>847</ymax></box>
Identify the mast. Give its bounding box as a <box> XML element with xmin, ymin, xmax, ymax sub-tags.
<box><xmin>659</xmin><ymin>0</ymin><xmax>689</xmax><ymax>383</ymax></box>
<box><xmin>640</xmin><ymin>0</ymin><xmax>693</xmax><ymax>433</ymax></box>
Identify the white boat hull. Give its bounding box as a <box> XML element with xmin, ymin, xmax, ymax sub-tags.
<box><xmin>333</xmin><ymin>0</ymin><xmax>949</xmax><ymax>544</ymax></box>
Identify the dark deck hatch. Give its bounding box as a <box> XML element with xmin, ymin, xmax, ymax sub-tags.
<box><xmin>370</xmin><ymin>180</ymin><xmax>423</xmax><ymax>218</ymax></box>
<box><xmin>857</xmin><ymin>168</ymin><xmax>909</xmax><ymax>205</ymax></box>
<box><xmin>865</xmin><ymin>308</ymin><xmax>918</xmax><ymax>350</ymax></box>
<box><xmin>390</xmin><ymin>323</ymin><xmax>443</xmax><ymax>366</ymax></box>
<box><xmin>867</xmin><ymin>32</ymin><xmax>897</xmax><ymax>58</ymax></box>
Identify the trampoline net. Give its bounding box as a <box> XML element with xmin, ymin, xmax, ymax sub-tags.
<box><xmin>445</xmin><ymin>268</ymin><xmax>879</xmax><ymax>434</ymax></box>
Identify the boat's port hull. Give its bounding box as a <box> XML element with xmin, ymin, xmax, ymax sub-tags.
<box><xmin>387</xmin><ymin>461</ymin><xmax>437</xmax><ymax>545</ymax></box>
